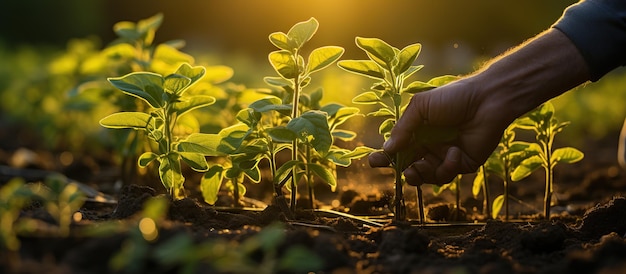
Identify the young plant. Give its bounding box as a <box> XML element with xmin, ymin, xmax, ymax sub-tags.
<box><xmin>200</xmin><ymin>122</ymin><xmax>265</xmax><ymax>207</ymax></box>
<box><xmin>30</xmin><ymin>175</ymin><xmax>86</xmax><ymax>237</ymax></box>
<box><xmin>264</xmin><ymin>17</ymin><xmax>346</xmax><ymax>211</ymax></box>
<box><xmin>473</xmin><ymin>122</ymin><xmax>530</xmax><ymax>220</ymax></box>
<box><xmin>0</xmin><ymin>178</ymin><xmax>34</xmax><ymax>251</ymax></box>
<box><xmin>338</xmin><ymin>39</ymin><xmax>456</xmax><ymax>221</ymax></box>
<box><xmin>100</xmin><ymin>63</ymin><xmax>217</xmax><ymax>199</ymax></box>
<box><xmin>511</xmin><ymin>102</ymin><xmax>584</xmax><ymax>219</ymax></box>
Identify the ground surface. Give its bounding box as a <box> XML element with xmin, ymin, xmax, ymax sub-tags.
<box><xmin>2</xmin><ymin>128</ymin><xmax>626</xmax><ymax>273</ymax></box>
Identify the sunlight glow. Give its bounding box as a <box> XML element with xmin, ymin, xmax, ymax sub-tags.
<box><xmin>139</xmin><ymin>217</ymin><xmax>158</xmax><ymax>241</ymax></box>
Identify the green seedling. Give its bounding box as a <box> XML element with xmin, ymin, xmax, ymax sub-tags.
<box><xmin>200</xmin><ymin>122</ymin><xmax>265</xmax><ymax>207</ymax></box>
<box><xmin>0</xmin><ymin>178</ymin><xmax>34</xmax><ymax>251</ymax></box>
<box><xmin>264</xmin><ymin>17</ymin><xmax>347</xmax><ymax>210</ymax></box>
<box><xmin>473</xmin><ymin>122</ymin><xmax>530</xmax><ymax>220</ymax></box>
<box><xmin>338</xmin><ymin>37</ymin><xmax>457</xmax><ymax>221</ymax></box>
<box><xmin>511</xmin><ymin>102</ymin><xmax>584</xmax><ymax>219</ymax></box>
<box><xmin>30</xmin><ymin>175</ymin><xmax>86</xmax><ymax>237</ymax></box>
<box><xmin>154</xmin><ymin>223</ymin><xmax>323</xmax><ymax>274</ymax></box>
<box><xmin>100</xmin><ymin>63</ymin><xmax>217</xmax><ymax>199</ymax></box>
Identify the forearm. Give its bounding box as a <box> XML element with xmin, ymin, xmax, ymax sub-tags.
<box><xmin>468</xmin><ymin>28</ymin><xmax>590</xmax><ymax>124</ymax></box>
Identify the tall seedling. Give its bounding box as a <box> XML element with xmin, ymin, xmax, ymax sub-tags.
<box><xmin>338</xmin><ymin>37</ymin><xmax>457</xmax><ymax>222</ymax></box>
<box><xmin>265</xmin><ymin>18</ymin><xmax>345</xmax><ymax>211</ymax></box>
<box><xmin>473</xmin><ymin>122</ymin><xmax>530</xmax><ymax>220</ymax></box>
<box><xmin>511</xmin><ymin>102</ymin><xmax>584</xmax><ymax>219</ymax></box>
<box><xmin>100</xmin><ymin>63</ymin><xmax>218</xmax><ymax>199</ymax></box>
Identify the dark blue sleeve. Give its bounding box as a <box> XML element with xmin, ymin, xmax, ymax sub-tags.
<box><xmin>552</xmin><ymin>0</ymin><xmax>626</xmax><ymax>81</ymax></box>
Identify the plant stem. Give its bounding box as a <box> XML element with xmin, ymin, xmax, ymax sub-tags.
<box><xmin>416</xmin><ymin>186</ymin><xmax>424</xmax><ymax>223</ymax></box>
<box><xmin>305</xmin><ymin>145</ymin><xmax>314</xmax><ymax>209</ymax></box>
<box><xmin>233</xmin><ymin>178</ymin><xmax>241</xmax><ymax>207</ymax></box>
<box><xmin>289</xmin><ymin>52</ymin><xmax>301</xmax><ymax>213</ymax></box>
<box><xmin>544</xmin><ymin>145</ymin><xmax>553</xmax><ymax>220</ymax></box>
<box><xmin>504</xmin><ymin>160</ymin><xmax>510</xmax><ymax>222</ymax></box>
<box><xmin>455</xmin><ymin>176</ymin><xmax>460</xmax><ymax>221</ymax></box>
<box><xmin>480</xmin><ymin>166</ymin><xmax>491</xmax><ymax>219</ymax></box>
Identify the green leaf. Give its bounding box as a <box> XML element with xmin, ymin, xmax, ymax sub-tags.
<box><xmin>159</xmin><ymin>153</ymin><xmax>184</xmax><ymax>198</ymax></box>
<box><xmin>171</xmin><ymin>95</ymin><xmax>216</xmax><ymax>117</ymax></box>
<box><xmin>173</xmin><ymin>63</ymin><xmax>206</xmax><ymax>85</ymax></box>
<box><xmin>287</xmin><ymin>111</ymin><xmax>332</xmax><ymax>153</ymax></box>
<box><xmin>269</xmin><ymin>32</ymin><xmax>292</xmax><ymax>51</ymax></box>
<box><xmin>179</xmin><ymin>152</ymin><xmax>209</xmax><ymax>172</ymax></box>
<box><xmin>236</xmin><ymin>108</ymin><xmax>261</xmax><ymax>128</ymax></box>
<box><xmin>511</xmin><ymin>155</ymin><xmax>544</xmax><ymax>181</ymax></box>
<box><xmin>263</xmin><ymin>76</ymin><xmax>292</xmax><ymax>88</ymax></box>
<box><xmin>217</xmin><ymin>126</ymin><xmax>249</xmax><ymax>154</ymax></box>
<box><xmin>287</xmin><ymin>17</ymin><xmax>318</xmax><ymax>49</ymax></box>
<box><xmin>379</xmin><ymin>118</ymin><xmax>395</xmax><ymax>136</ymax></box>
<box><xmin>402</xmin><ymin>65</ymin><xmax>424</xmax><ymax>80</ymax></box>
<box><xmin>308</xmin><ymin>163</ymin><xmax>337</xmax><ymax>191</ymax></box>
<box><xmin>243</xmin><ymin>165</ymin><xmax>262</xmax><ymax>183</ymax></box>
<box><xmin>201</xmin><ymin>165</ymin><xmax>224</xmax><ymax>205</ymax></box>
<box><xmin>472</xmin><ymin>169</ymin><xmax>485</xmax><ymax>198</ymax></box>
<box><xmin>137</xmin><ymin>13</ymin><xmax>163</xmax><ymax>41</ymax></box>
<box><xmin>108</xmin><ymin>72</ymin><xmax>164</xmax><ymax>108</ymax></box>
<box><xmin>274</xmin><ymin>160</ymin><xmax>301</xmax><ymax>186</ymax></box>
<box><xmin>332</xmin><ymin>129</ymin><xmax>356</xmax><ymax>141</ymax></box>
<box><xmin>403</xmin><ymin>81</ymin><xmax>436</xmax><ymax>94</ymax></box>
<box><xmin>352</xmin><ymin>91</ymin><xmax>381</xmax><ymax>104</ymax></box>
<box><xmin>355</xmin><ymin>37</ymin><xmax>396</xmax><ymax>68</ymax></box>
<box><xmin>248</xmin><ymin>96</ymin><xmax>292</xmax><ymax>113</ymax></box>
<box><xmin>113</xmin><ymin>21</ymin><xmax>140</xmax><ymax>41</ymax></box>
<box><xmin>340</xmin><ymin>146</ymin><xmax>375</xmax><ymax>160</ymax></box>
<box><xmin>325</xmin><ymin>150</ymin><xmax>352</xmax><ymax>167</ymax></box>
<box><xmin>306</xmin><ymin>46</ymin><xmax>344</xmax><ymax>75</ymax></box>
<box><xmin>492</xmin><ymin>195</ymin><xmax>504</xmax><ymax>219</ymax></box>
<box><xmin>337</xmin><ymin>60</ymin><xmax>384</xmax><ymax>79</ymax></box>
<box><xmin>268</xmin><ymin>127</ymin><xmax>298</xmax><ymax>143</ymax></box>
<box><xmin>100</xmin><ymin>112</ymin><xmax>152</xmax><ymax>130</ymax></box>
<box><xmin>204</xmin><ymin>65</ymin><xmax>233</xmax><ymax>84</ymax></box>
<box><xmin>368</xmin><ymin>108</ymin><xmax>394</xmax><ymax>117</ymax></box>
<box><xmin>331</xmin><ymin>107</ymin><xmax>360</xmax><ymax>127</ymax></box>
<box><xmin>138</xmin><ymin>152</ymin><xmax>159</xmax><ymax>168</ymax></box>
<box><xmin>551</xmin><ymin>147</ymin><xmax>584</xmax><ymax>166</ymax></box>
<box><xmin>395</xmin><ymin>43</ymin><xmax>421</xmax><ymax>76</ymax></box>
<box><xmin>163</xmin><ymin>73</ymin><xmax>191</xmax><ymax>95</ymax></box>
<box><xmin>269</xmin><ymin>50</ymin><xmax>298</xmax><ymax>79</ymax></box>
<box><xmin>177</xmin><ymin>133</ymin><xmax>222</xmax><ymax>156</ymax></box>
<box><xmin>427</xmin><ymin>75</ymin><xmax>459</xmax><ymax>87</ymax></box>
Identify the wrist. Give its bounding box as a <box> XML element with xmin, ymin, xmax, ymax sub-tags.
<box><xmin>468</xmin><ymin>29</ymin><xmax>589</xmax><ymax>124</ymax></box>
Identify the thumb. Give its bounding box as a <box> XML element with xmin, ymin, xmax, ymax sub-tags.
<box><xmin>383</xmin><ymin>92</ymin><xmax>429</xmax><ymax>153</ymax></box>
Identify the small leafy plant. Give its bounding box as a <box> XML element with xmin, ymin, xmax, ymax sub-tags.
<box><xmin>511</xmin><ymin>102</ymin><xmax>584</xmax><ymax>219</ymax></box>
<box><xmin>0</xmin><ymin>178</ymin><xmax>34</xmax><ymax>252</ymax></box>
<box><xmin>473</xmin><ymin>122</ymin><xmax>530</xmax><ymax>220</ymax></box>
<box><xmin>261</xmin><ymin>17</ymin><xmax>368</xmax><ymax>211</ymax></box>
<box><xmin>100</xmin><ymin>63</ymin><xmax>217</xmax><ymax>199</ymax></box>
<box><xmin>31</xmin><ymin>175</ymin><xmax>86</xmax><ymax>237</ymax></box>
<box><xmin>338</xmin><ymin>39</ymin><xmax>456</xmax><ymax>221</ymax></box>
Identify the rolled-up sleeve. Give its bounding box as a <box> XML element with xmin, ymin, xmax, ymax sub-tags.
<box><xmin>553</xmin><ymin>0</ymin><xmax>626</xmax><ymax>81</ymax></box>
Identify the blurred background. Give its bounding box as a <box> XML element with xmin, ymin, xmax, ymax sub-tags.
<box><xmin>1</xmin><ymin>0</ymin><xmax>625</xmax><ymax>163</ymax></box>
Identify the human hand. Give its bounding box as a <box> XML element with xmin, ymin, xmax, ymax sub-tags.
<box><xmin>369</xmin><ymin>79</ymin><xmax>511</xmax><ymax>186</ymax></box>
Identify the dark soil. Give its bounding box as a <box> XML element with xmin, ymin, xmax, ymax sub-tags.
<box><xmin>2</xmin><ymin>136</ymin><xmax>626</xmax><ymax>273</ymax></box>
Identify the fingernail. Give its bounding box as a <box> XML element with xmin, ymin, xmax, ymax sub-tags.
<box><xmin>383</xmin><ymin>138</ymin><xmax>394</xmax><ymax>151</ymax></box>
<box><xmin>447</xmin><ymin>147</ymin><xmax>461</xmax><ymax>162</ymax></box>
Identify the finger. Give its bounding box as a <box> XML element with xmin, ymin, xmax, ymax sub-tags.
<box><xmin>383</xmin><ymin>92</ymin><xmax>429</xmax><ymax>154</ymax></box>
<box><xmin>404</xmin><ymin>147</ymin><xmax>463</xmax><ymax>186</ymax></box>
<box><xmin>434</xmin><ymin>147</ymin><xmax>462</xmax><ymax>184</ymax></box>
<box><xmin>368</xmin><ymin>151</ymin><xmax>393</xmax><ymax>167</ymax></box>
<box><xmin>404</xmin><ymin>160</ymin><xmax>434</xmax><ymax>186</ymax></box>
